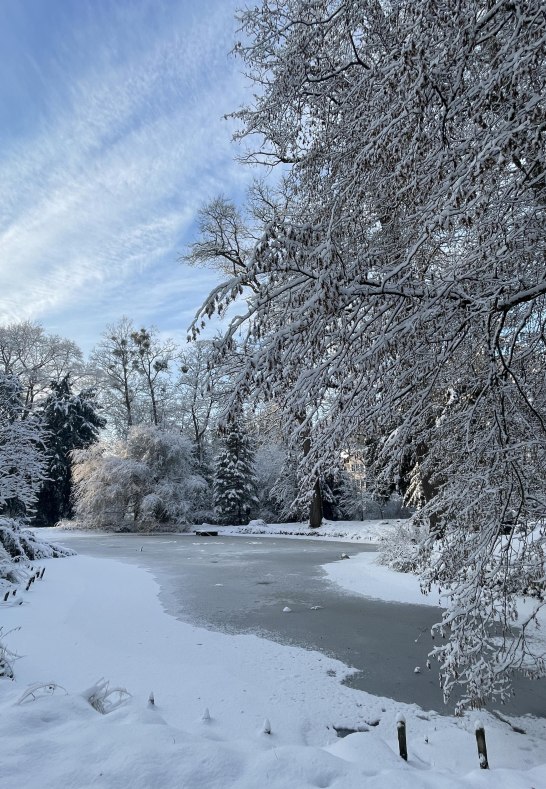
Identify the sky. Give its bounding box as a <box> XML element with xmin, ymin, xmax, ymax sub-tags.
<box><xmin>0</xmin><ymin>0</ymin><xmax>257</xmax><ymax>355</ymax></box>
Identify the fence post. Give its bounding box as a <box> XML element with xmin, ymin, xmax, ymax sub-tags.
<box><xmin>475</xmin><ymin>721</ymin><xmax>489</xmax><ymax>769</ymax></box>
<box><xmin>397</xmin><ymin>713</ymin><xmax>407</xmax><ymax>760</ymax></box>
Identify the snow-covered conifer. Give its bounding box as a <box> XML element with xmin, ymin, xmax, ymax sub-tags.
<box><xmin>34</xmin><ymin>375</ymin><xmax>105</xmax><ymax>526</ymax></box>
<box><xmin>213</xmin><ymin>415</ymin><xmax>258</xmax><ymax>525</ymax></box>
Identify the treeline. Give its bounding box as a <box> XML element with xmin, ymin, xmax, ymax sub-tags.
<box><xmin>0</xmin><ymin>319</ymin><xmax>405</xmax><ymax>531</ymax></box>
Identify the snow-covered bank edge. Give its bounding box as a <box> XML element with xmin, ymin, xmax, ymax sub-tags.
<box><xmin>55</xmin><ymin>517</ymin><xmax>403</xmax><ymax>543</ymax></box>
<box><xmin>213</xmin><ymin>518</ymin><xmax>403</xmax><ymax>543</ymax></box>
<box><xmin>322</xmin><ymin>550</ymin><xmax>444</xmax><ymax>608</ymax></box>
<box><xmin>1</xmin><ymin>547</ymin><xmax>546</xmax><ymax>787</ymax></box>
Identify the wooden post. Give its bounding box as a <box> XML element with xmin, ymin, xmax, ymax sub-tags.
<box><xmin>475</xmin><ymin>721</ymin><xmax>488</xmax><ymax>769</ymax></box>
<box><xmin>397</xmin><ymin>714</ymin><xmax>407</xmax><ymax>760</ymax></box>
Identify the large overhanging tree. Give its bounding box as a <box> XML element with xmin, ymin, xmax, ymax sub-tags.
<box><xmin>192</xmin><ymin>0</ymin><xmax>546</xmax><ymax>709</ymax></box>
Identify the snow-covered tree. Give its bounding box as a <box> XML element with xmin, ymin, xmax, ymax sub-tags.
<box><xmin>0</xmin><ymin>372</ymin><xmax>46</xmax><ymax>518</ymax></box>
<box><xmin>73</xmin><ymin>425</ymin><xmax>207</xmax><ymax>531</ymax></box>
<box><xmin>254</xmin><ymin>442</ymin><xmax>287</xmax><ymax>522</ymax></box>
<box><xmin>91</xmin><ymin>320</ymin><xmax>178</xmax><ymax>435</ymax></box>
<box><xmin>34</xmin><ymin>375</ymin><xmax>105</xmax><ymax>526</ymax></box>
<box><xmin>177</xmin><ymin>340</ymin><xmax>224</xmax><ymax>469</ymax></box>
<box><xmin>185</xmin><ymin>196</ymin><xmax>253</xmax><ymax>280</ymax></box>
<box><xmin>188</xmin><ymin>196</ymin><xmax>327</xmax><ymax>526</ymax></box>
<box><xmin>192</xmin><ymin>1</ymin><xmax>546</xmax><ymax>708</ymax></box>
<box><xmin>0</xmin><ymin>321</ymin><xmax>85</xmax><ymax>413</ymax></box>
<box><xmin>90</xmin><ymin>317</ymin><xmax>140</xmax><ymax>437</ymax></box>
<box><xmin>213</xmin><ymin>415</ymin><xmax>258</xmax><ymax>525</ymax></box>
<box><xmin>130</xmin><ymin>327</ymin><xmax>177</xmax><ymax>427</ymax></box>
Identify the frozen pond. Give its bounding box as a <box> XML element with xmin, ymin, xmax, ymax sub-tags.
<box><xmin>56</xmin><ymin>531</ymin><xmax>546</xmax><ymax>718</ymax></box>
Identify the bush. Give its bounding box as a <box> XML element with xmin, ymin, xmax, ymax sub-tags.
<box><xmin>73</xmin><ymin>426</ymin><xmax>209</xmax><ymax>531</ymax></box>
<box><xmin>377</xmin><ymin>520</ymin><xmax>426</xmax><ymax>574</ymax></box>
<box><xmin>0</xmin><ymin>517</ymin><xmax>74</xmax><ymax>584</ymax></box>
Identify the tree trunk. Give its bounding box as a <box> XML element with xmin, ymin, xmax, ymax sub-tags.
<box><xmin>122</xmin><ymin>365</ymin><xmax>133</xmax><ymax>427</ymax></box>
<box><xmin>300</xmin><ymin>413</ymin><xmax>323</xmax><ymax>528</ymax></box>
<box><xmin>309</xmin><ymin>477</ymin><xmax>323</xmax><ymax>528</ymax></box>
<box><xmin>415</xmin><ymin>440</ymin><xmax>442</xmax><ymax>538</ymax></box>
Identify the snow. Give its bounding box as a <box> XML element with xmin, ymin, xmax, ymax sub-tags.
<box><xmin>1</xmin><ymin>529</ymin><xmax>545</xmax><ymax>787</ymax></box>
<box><xmin>322</xmin><ymin>550</ymin><xmax>444</xmax><ymax>607</ymax></box>
<box><xmin>320</xmin><ymin>534</ymin><xmax>546</xmax><ymax>655</ymax></box>
<box><xmin>218</xmin><ymin>518</ymin><xmax>402</xmax><ymax>542</ymax></box>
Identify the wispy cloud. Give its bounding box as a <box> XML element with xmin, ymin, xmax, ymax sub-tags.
<box><xmin>0</xmin><ymin>0</ymin><xmax>253</xmax><ymax>352</ymax></box>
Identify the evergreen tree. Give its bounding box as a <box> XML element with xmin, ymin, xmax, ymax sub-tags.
<box><xmin>213</xmin><ymin>417</ymin><xmax>258</xmax><ymax>525</ymax></box>
<box><xmin>35</xmin><ymin>374</ymin><xmax>105</xmax><ymax>526</ymax></box>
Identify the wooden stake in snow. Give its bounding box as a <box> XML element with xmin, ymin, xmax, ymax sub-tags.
<box><xmin>475</xmin><ymin>720</ymin><xmax>489</xmax><ymax>769</ymax></box>
<box><xmin>396</xmin><ymin>713</ymin><xmax>407</xmax><ymax>760</ymax></box>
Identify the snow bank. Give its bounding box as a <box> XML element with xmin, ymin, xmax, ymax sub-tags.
<box><xmin>322</xmin><ymin>551</ymin><xmax>444</xmax><ymax>607</ymax></box>
<box><xmin>219</xmin><ymin>518</ymin><xmax>403</xmax><ymax>542</ymax></box>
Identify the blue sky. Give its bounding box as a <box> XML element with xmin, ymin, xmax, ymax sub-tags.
<box><xmin>0</xmin><ymin>0</ymin><xmax>256</xmax><ymax>354</ymax></box>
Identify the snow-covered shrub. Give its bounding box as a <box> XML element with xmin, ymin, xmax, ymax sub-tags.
<box><xmin>84</xmin><ymin>678</ymin><xmax>131</xmax><ymax>714</ymax></box>
<box><xmin>0</xmin><ymin>517</ymin><xmax>74</xmax><ymax>584</ymax></box>
<box><xmin>0</xmin><ymin>627</ymin><xmax>18</xmax><ymax>679</ymax></box>
<box><xmin>73</xmin><ymin>425</ymin><xmax>208</xmax><ymax>531</ymax></box>
<box><xmin>377</xmin><ymin>520</ymin><xmax>426</xmax><ymax>574</ymax></box>
<box><xmin>17</xmin><ymin>683</ymin><xmax>67</xmax><ymax>703</ymax></box>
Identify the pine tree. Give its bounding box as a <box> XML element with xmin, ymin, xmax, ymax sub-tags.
<box><xmin>213</xmin><ymin>417</ymin><xmax>258</xmax><ymax>525</ymax></box>
<box><xmin>35</xmin><ymin>374</ymin><xmax>105</xmax><ymax>526</ymax></box>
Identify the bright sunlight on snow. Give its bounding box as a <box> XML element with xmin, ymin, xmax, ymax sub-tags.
<box><xmin>1</xmin><ymin>525</ymin><xmax>545</xmax><ymax>788</ymax></box>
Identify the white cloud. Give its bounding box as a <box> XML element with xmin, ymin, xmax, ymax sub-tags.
<box><xmin>0</xmin><ymin>0</ymin><xmax>254</xmax><ymax>352</ymax></box>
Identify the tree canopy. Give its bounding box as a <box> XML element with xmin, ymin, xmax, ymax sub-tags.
<box><xmin>35</xmin><ymin>375</ymin><xmax>105</xmax><ymax>526</ymax></box>
<box><xmin>192</xmin><ymin>0</ymin><xmax>546</xmax><ymax>709</ymax></box>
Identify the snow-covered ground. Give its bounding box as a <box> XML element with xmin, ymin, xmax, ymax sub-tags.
<box><xmin>323</xmin><ymin>550</ymin><xmax>443</xmax><ymax>607</ymax></box>
<box><xmin>219</xmin><ymin>518</ymin><xmax>403</xmax><ymax>542</ymax></box>
<box><xmin>1</xmin><ymin>525</ymin><xmax>545</xmax><ymax>788</ymax></box>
